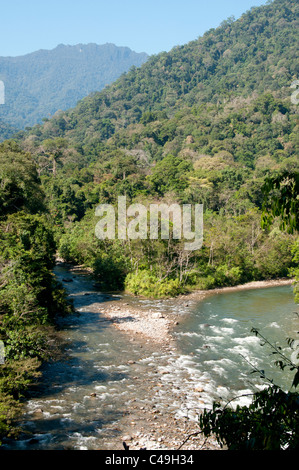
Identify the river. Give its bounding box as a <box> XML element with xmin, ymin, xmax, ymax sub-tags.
<box><xmin>2</xmin><ymin>264</ymin><xmax>298</xmax><ymax>450</ymax></box>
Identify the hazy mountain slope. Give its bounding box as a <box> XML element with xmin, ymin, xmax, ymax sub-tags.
<box><xmin>0</xmin><ymin>43</ymin><xmax>148</xmax><ymax>138</ymax></box>
<box><xmin>0</xmin><ymin>119</ymin><xmax>19</xmax><ymax>141</ymax></box>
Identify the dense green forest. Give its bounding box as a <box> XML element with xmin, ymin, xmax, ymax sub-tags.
<box><xmin>0</xmin><ymin>43</ymin><xmax>148</xmax><ymax>139</ymax></box>
<box><xmin>0</xmin><ymin>0</ymin><xmax>298</xmax><ymax>442</ymax></box>
<box><xmin>0</xmin><ymin>141</ymin><xmax>73</xmax><ymax>441</ymax></box>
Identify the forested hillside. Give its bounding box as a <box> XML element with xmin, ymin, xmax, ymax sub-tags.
<box><xmin>0</xmin><ymin>43</ymin><xmax>148</xmax><ymax>139</ymax></box>
<box><xmin>18</xmin><ymin>0</ymin><xmax>298</xmax><ymax>154</ymax></box>
<box><xmin>12</xmin><ymin>0</ymin><xmax>298</xmax><ymax>298</ymax></box>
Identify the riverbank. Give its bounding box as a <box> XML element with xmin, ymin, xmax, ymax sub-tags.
<box><xmin>185</xmin><ymin>277</ymin><xmax>294</xmax><ymax>298</ymax></box>
<box><xmin>99</xmin><ymin>278</ymin><xmax>294</xmax><ymax>344</ymax></box>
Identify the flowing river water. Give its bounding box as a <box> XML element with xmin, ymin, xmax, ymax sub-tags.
<box><xmin>2</xmin><ymin>264</ymin><xmax>298</xmax><ymax>450</ymax></box>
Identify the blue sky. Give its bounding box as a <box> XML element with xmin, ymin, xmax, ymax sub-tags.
<box><xmin>1</xmin><ymin>0</ymin><xmax>269</xmax><ymax>57</ymax></box>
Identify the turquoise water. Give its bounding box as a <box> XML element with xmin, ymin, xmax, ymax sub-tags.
<box><xmin>173</xmin><ymin>285</ymin><xmax>299</xmax><ymax>408</ymax></box>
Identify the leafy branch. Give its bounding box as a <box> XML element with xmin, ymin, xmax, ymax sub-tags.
<box><xmin>250</xmin><ymin>327</ymin><xmax>299</xmax><ymax>389</ymax></box>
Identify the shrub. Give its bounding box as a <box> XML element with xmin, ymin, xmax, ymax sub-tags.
<box><xmin>125</xmin><ymin>270</ymin><xmax>183</xmax><ymax>298</ymax></box>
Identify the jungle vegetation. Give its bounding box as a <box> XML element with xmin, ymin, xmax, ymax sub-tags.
<box><xmin>0</xmin><ymin>0</ymin><xmax>298</xmax><ymax>445</ymax></box>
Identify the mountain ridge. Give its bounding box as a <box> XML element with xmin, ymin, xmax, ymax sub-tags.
<box><xmin>2</xmin><ymin>42</ymin><xmax>147</xmax><ymax>61</ymax></box>
<box><xmin>0</xmin><ymin>43</ymin><xmax>148</xmax><ymax>139</ymax></box>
